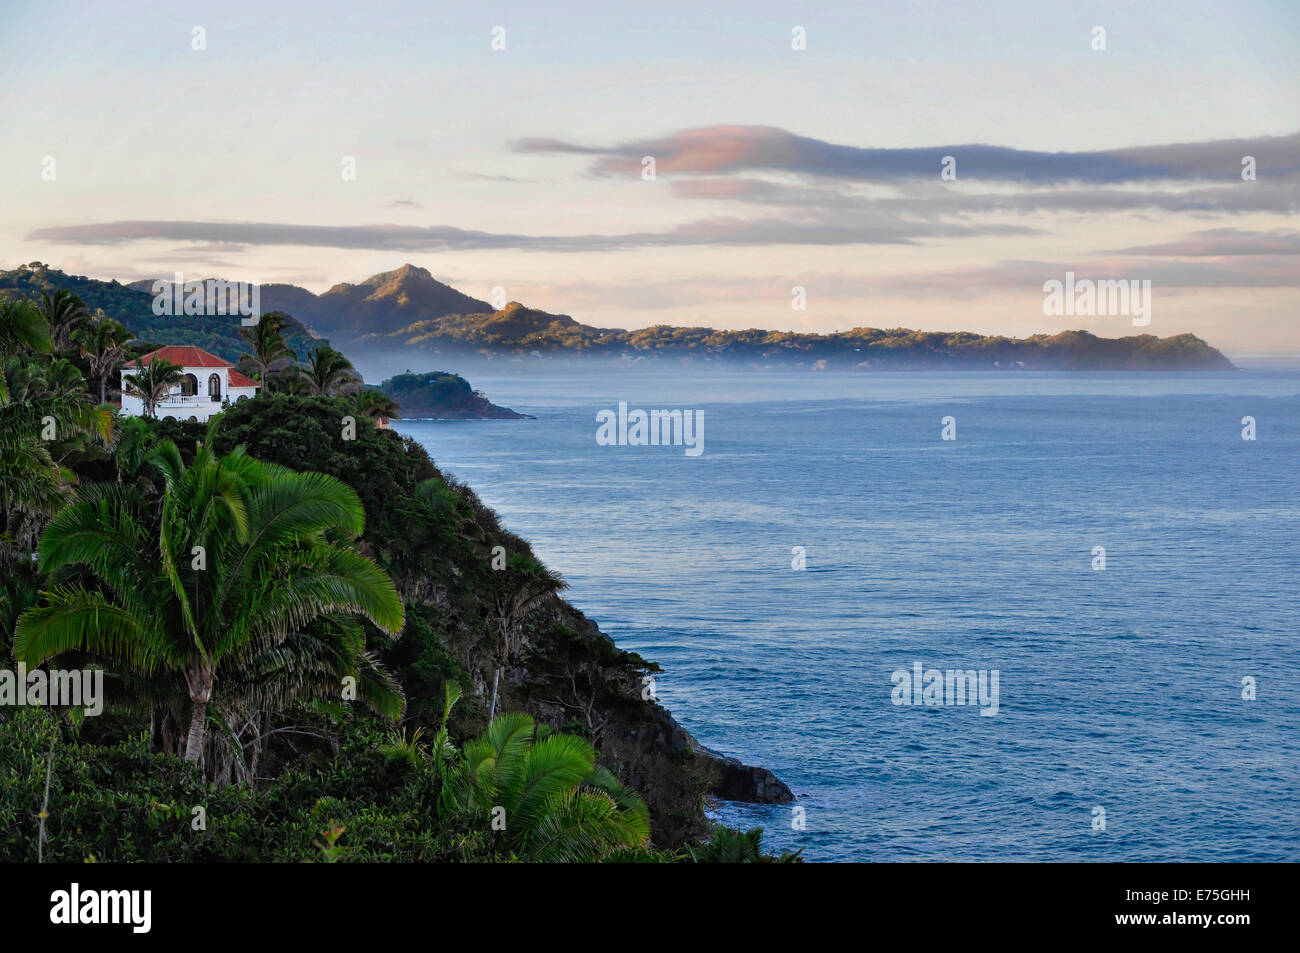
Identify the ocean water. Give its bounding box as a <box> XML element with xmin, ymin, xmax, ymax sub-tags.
<box><xmin>395</xmin><ymin>369</ymin><xmax>1300</xmax><ymax>862</ymax></box>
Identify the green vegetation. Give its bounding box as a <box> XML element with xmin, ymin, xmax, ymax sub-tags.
<box><xmin>121</xmin><ymin>356</ymin><xmax>184</xmax><ymax>418</ymax></box>
<box><xmin>250</xmin><ymin>260</ymin><xmax>1233</xmax><ymax>370</ymax></box>
<box><xmin>379</xmin><ymin>370</ymin><xmax>525</xmax><ymax>419</ymax></box>
<box><xmin>0</xmin><ymin>703</ymin><xmax>649</xmax><ymax>862</ymax></box>
<box><xmin>0</xmin><ymin>281</ymin><xmax>779</xmax><ymax>862</ymax></box>
<box><xmin>236</xmin><ymin>309</ymin><xmax>298</xmax><ymax>385</ymax></box>
<box><xmin>0</xmin><ymin>263</ymin><xmax>320</xmax><ymax>361</ymax></box>
<box><xmin>370</xmin><ymin>310</ymin><xmax>1235</xmax><ymax>370</ymax></box>
<box><xmin>15</xmin><ymin>431</ymin><xmax>406</xmax><ymax>777</ymax></box>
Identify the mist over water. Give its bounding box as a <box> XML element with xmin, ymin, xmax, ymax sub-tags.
<box><xmin>398</xmin><ymin>369</ymin><xmax>1300</xmax><ymax>861</ymax></box>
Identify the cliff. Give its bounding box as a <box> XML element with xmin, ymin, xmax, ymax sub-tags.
<box><xmin>208</xmin><ymin>393</ymin><xmax>790</xmax><ymax>845</ymax></box>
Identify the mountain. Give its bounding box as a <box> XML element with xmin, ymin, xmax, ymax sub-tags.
<box><xmin>259</xmin><ymin>264</ymin><xmax>493</xmax><ymax>338</ymax></box>
<box><xmin>256</xmin><ymin>263</ymin><xmax>1235</xmax><ymax>371</ymax></box>
<box><xmin>2</xmin><ymin>262</ymin><xmax>1237</xmax><ymax>370</ymax></box>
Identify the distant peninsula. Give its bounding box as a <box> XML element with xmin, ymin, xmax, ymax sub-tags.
<box><xmin>255</xmin><ymin>265</ymin><xmax>1237</xmax><ymax>371</ymax></box>
<box><xmin>0</xmin><ymin>262</ymin><xmax>1237</xmax><ymax>371</ymax></box>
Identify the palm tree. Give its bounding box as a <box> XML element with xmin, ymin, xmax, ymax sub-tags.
<box><xmin>459</xmin><ymin>711</ymin><xmax>650</xmax><ymax>861</ymax></box>
<box><xmin>38</xmin><ymin>290</ymin><xmax>90</xmax><ymax>352</ymax></box>
<box><xmin>113</xmin><ymin>416</ymin><xmax>176</xmax><ymax>493</ymax></box>
<box><xmin>686</xmin><ymin>826</ymin><xmax>802</xmax><ymax>863</ymax></box>
<box><xmin>238</xmin><ymin>311</ymin><xmax>298</xmax><ymax>388</ymax></box>
<box><xmin>122</xmin><ymin>357</ymin><xmax>184</xmax><ymax>418</ymax></box>
<box><xmin>14</xmin><ymin>438</ymin><xmax>405</xmax><ymax>770</ymax></box>
<box><xmin>300</xmin><ymin>345</ymin><xmax>361</xmax><ymax>397</ymax></box>
<box><xmin>354</xmin><ymin>388</ymin><xmax>401</xmax><ymax>422</ymax></box>
<box><xmin>75</xmin><ymin>318</ymin><xmax>134</xmax><ymax>403</ymax></box>
<box><xmin>0</xmin><ymin>297</ymin><xmax>51</xmax><ymax>358</ymax></box>
<box><xmin>0</xmin><ymin>296</ymin><xmax>109</xmax><ymax>574</ymax></box>
<box><xmin>0</xmin><ymin>556</ymin><xmax>40</xmax><ymax>654</ymax></box>
<box><xmin>0</xmin><ymin>356</ymin><xmax>113</xmax><ymax>568</ymax></box>
<box><xmin>0</xmin><ymin>435</ymin><xmax>68</xmax><ymax>571</ymax></box>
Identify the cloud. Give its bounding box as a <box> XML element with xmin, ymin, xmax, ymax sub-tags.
<box><xmin>388</xmin><ymin>199</ymin><xmax>424</xmax><ymax>209</ymax></box>
<box><xmin>26</xmin><ymin>214</ymin><xmax>1036</xmax><ymax>253</ymax></box>
<box><xmin>671</xmin><ymin>177</ymin><xmax>1300</xmax><ymax>217</ymax></box>
<box><xmin>455</xmin><ymin>171</ymin><xmax>538</xmax><ymax>184</ymax></box>
<box><xmin>1111</xmin><ymin>228</ymin><xmax>1300</xmax><ymax>256</ymax></box>
<box><xmin>27</xmin><ymin>129</ymin><xmax>1296</xmax><ymax>257</ymax></box>
<box><xmin>518</xmin><ymin>125</ymin><xmax>1300</xmax><ymax>184</ymax></box>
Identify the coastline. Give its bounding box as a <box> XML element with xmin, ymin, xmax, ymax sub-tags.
<box><xmin>212</xmin><ymin>393</ymin><xmax>790</xmax><ymax>845</ymax></box>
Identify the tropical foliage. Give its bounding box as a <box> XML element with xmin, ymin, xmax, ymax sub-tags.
<box><xmin>75</xmin><ymin>317</ymin><xmax>134</xmax><ymax>403</ymax></box>
<box><xmin>1</xmin><ymin>701</ymin><xmax>665</xmax><ymax>862</ymax></box>
<box><xmin>354</xmin><ymin>388</ymin><xmax>401</xmax><ymax>422</ymax></box>
<box><xmin>0</xmin><ymin>263</ymin><xmax>320</xmax><ymax>362</ymax></box>
<box><xmin>0</xmin><ymin>299</ymin><xmax>113</xmax><ymax>575</ymax></box>
<box><xmin>298</xmin><ymin>344</ymin><xmax>361</xmax><ymax>397</ymax></box>
<box><xmin>39</xmin><ymin>289</ymin><xmax>90</xmax><ymax>352</ymax></box>
<box><xmin>121</xmin><ymin>356</ymin><xmax>184</xmax><ymax>418</ymax></box>
<box><xmin>237</xmin><ymin>310</ymin><xmax>299</xmax><ymax>390</ymax></box>
<box><xmin>15</xmin><ymin>432</ymin><xmax>406</xmax><ymax>777</ymax></box>
<box><xmin>0</xmin><ymin>282</ymin><xmax>782</xmax><ymax>863</ymax></box>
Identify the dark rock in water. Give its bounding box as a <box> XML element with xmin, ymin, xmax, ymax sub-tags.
<box><xmin>697</xmin><ymin>743</ymin><xmax>795</xmax><ymax>804</ymax></box>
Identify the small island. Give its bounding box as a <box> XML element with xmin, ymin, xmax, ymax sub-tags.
<box><xmin>378</xmin><ymin>370</ymin><xmax>529</xmax><ymax>419</ymax></box>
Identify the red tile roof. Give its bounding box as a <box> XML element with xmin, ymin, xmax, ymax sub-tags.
<box><xmin>227</xmin><ymin>369</ymin><xmax>259</xmax><ymax>388</ymax></box>
<box><xmin>125</xmin><ymin>345</ymin><xmax>232</xmax><ymax>369</ymax></box>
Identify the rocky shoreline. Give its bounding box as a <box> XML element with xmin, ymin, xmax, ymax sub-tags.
<box><xmin>494</xmin><ymin>595</ymin><xmax>794</xmax><ymax>842</ymax></box>
<box><xmin>213</xmin><ymin>392</ymin><xmax>789</xmax><ymax>847</ymax></box>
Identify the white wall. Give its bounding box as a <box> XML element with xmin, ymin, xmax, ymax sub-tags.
<box><xmin>120</xmin><ymin>366</ymin><xmax>252</xmax><ymax>422</ymax></box>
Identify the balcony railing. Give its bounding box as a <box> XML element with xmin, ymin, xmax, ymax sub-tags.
<box><xmin>157</xmin><ymin>394</ymin><xmax>221</xmax><ymax>407</ymax></box>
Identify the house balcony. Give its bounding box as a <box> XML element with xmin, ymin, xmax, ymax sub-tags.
<box><xmin>158</xmin><ymin>394</ymin><xmax>222</xmax><ymax>408</ymax></box>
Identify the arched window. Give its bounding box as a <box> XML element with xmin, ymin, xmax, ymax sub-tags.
<box><xmin>181</xmin><ymin>373</ymin><xmax>198</xmax><ymax>396</ymax></box>
<box><xmin>208</xmin><ymin>373</ymin><xmax>222</xmax><ymax>400</ymax></box>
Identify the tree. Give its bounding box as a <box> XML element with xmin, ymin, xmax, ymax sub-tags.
<box><xmin>0</xmin><ymin>297</ymin><xmax>51</xmax><ymax>358</ymax></box>
<box><xmin>458</xmin><ymin>711</ymin><xmax>650</xmax><ymax>861</ymax></box>
<box><xmin>300</xmin><ymin>345</ymin><xmax>361</xmax><ymax>397</ymax></box>
<box><xmin>122</xmin><ymin>357</ymin><xmax>184</xmax><ymax>418</ymax></box>
<box><xmin>0</xmin><ymin>356</ymin><xmax>113</xmax><ymax>569</ymax></box>
<box><xmin>354</xmin><ymin>388</ymin><xmax>401</xmax><ymax>422</ymax></box>
<box><xmin>38</xmin><ymin>289</ymin><xmax>90</xmax><ymax>352</ymax></box>
<box><xmin>238</xmin><ymin>311</ymin><xmax>298</xmax><ymax>389</ymax></box>
<box><xmin>75</xmin><ymin>318</ymin><xmax>134</xmax><ymax>403</ymax></box>
<box><xmin>483</xmin><ymin>553</ymin><xmax>568</xmax><ymax>719</ymax></box>
<box><xmin>14</xmin><ymin>438</ymin><xmax>405</xmax><ymax>771</ymax></box>
<box><xmin>686</xmin><ymin>826</ymin><xmax>802</xmax><ymax>863</ymax></box>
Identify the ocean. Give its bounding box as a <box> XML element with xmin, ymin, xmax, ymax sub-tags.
<box><xmin>394</xmin><ymin>368</ymin><xmax>1300</xmax><ymax>862</ymax></box>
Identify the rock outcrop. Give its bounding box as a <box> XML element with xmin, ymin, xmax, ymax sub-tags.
<box><xmin>700</xmin><ymin>745</ymin><xmax>796</xmax><ymax>804</ymax></box>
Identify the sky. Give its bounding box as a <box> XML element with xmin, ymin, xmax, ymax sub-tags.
<box><xmin>1</xmin><ymin>0</ymin><xmax>1297</xmax><ymax>356</ymax></box>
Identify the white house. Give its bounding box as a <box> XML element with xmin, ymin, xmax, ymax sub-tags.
<box><xmin>120</xmin><ymin>345</ymin><xmax>259</xmax><ymax>422</ymax></box>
